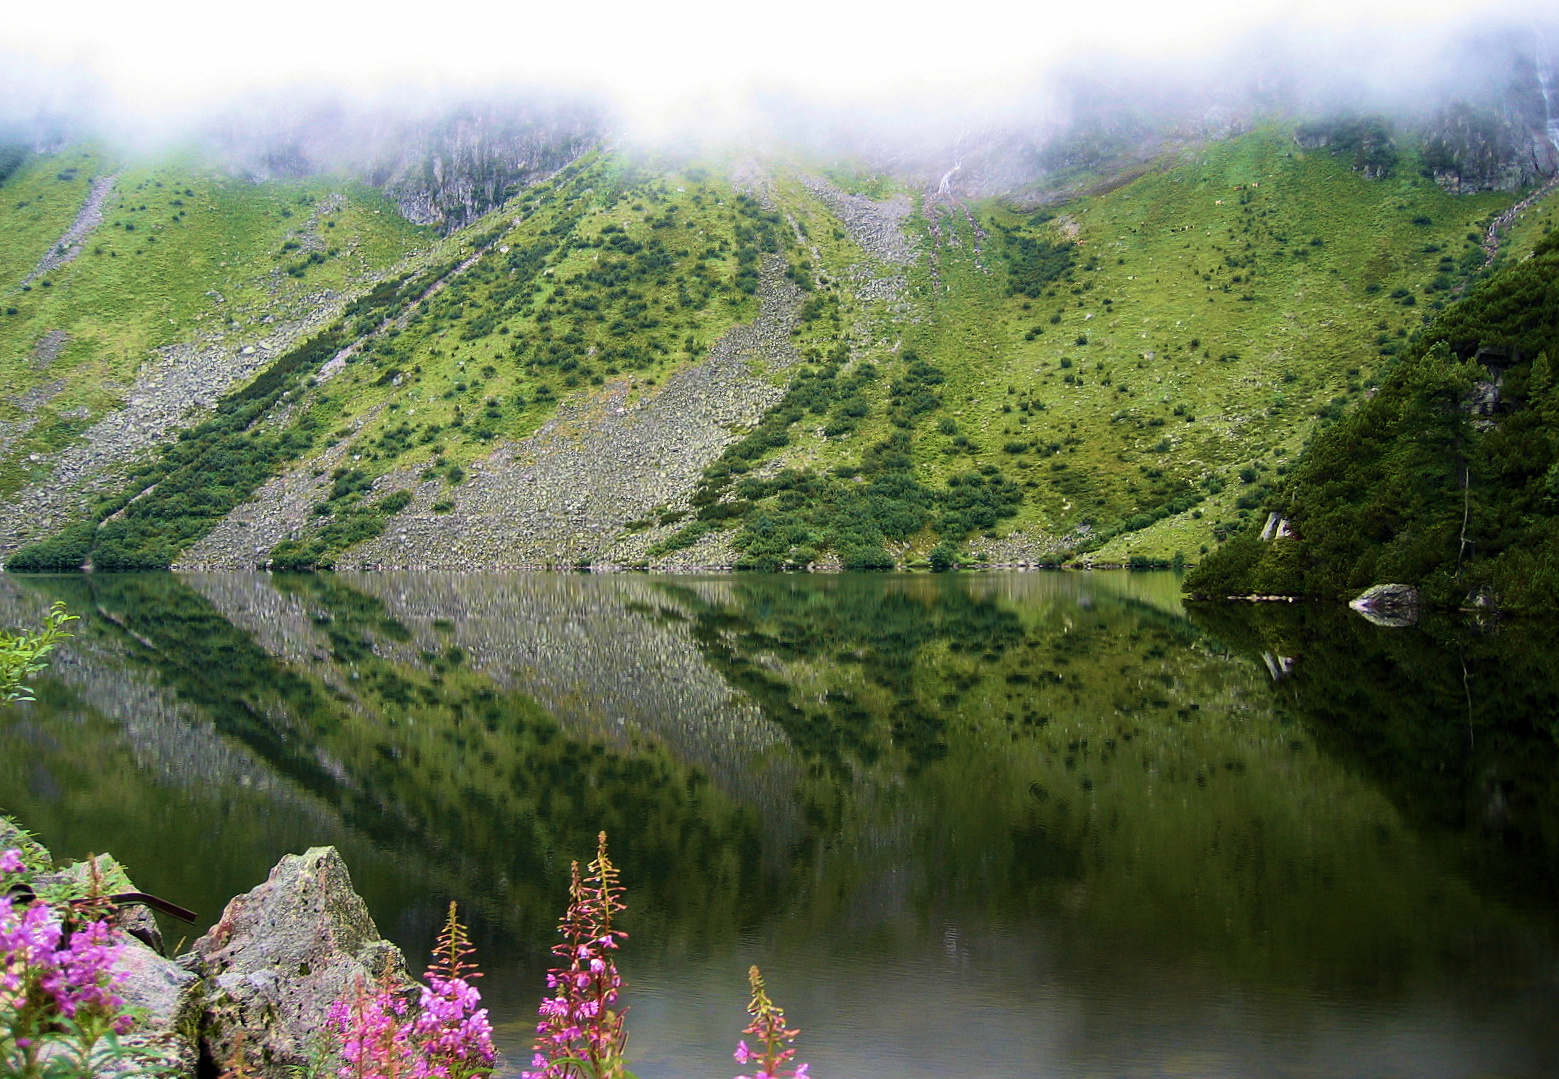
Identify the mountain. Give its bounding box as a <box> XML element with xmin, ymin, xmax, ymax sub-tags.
<box><xmin>3</xmin><ymin>47</ymin><xmax>1559</xmax><ymax>576</ymax></box>
<box><xmin>201</xmin><ymin>92</ymin><xmax>605</xmax><ymax>233</ymax></box>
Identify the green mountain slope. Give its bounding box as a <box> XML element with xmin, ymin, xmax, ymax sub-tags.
<box><xmin>0</xmin><ymin>144</ymin><xmax>431</xmax><ymax>530</ymax></box>
<box><xmin>652</xmin><ymin>128</ymin><xmax>1525</xmax><ymax>568</ymax></box>
<box><xmin>1</xmin><ymin>126</ymin><xmax>1551</xmax><ymax>572</ymax></box>
<box><xmin>1183</xmin><ymin>225</ymin><xmax>1559</xmax><ymax>609</ymax></box>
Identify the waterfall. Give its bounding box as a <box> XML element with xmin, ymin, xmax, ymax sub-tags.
<box><xmin>937</xmin><ymin>159</ymin><xmax>962</xmax><ymax>196</ymax></box>
<box><xmin>1537</xmin><ymin>32</ymin><xmax>1559</xmax><ymax>157</ymax></box>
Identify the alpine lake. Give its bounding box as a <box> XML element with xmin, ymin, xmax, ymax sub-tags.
<box><xmin>1</xmin><ymin>569</ymin><xmax>1555</xmax><ymax>1079</ymax></box>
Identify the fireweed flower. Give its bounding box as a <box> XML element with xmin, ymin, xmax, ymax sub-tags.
<box><xmin>733</xmin><ymin>966</ymin><xmax>808</xmax><ymax>1079</ymax></box>
<box><xmin>329</xmin><ymin>901</ymin><xmax>494</xmax><ymax>1079</ymax></box>
<box><xmin>411</xmin><ymin>901</ymin><xmax>496</xmax><ymax>1079</ymax></box>
<box><xmin>329</xmin><ymin>974</ymin><xmax>413</xmax><ymax>1079</ymax></box>
<box><xmin>1</xmin><ymin>860</ymin><xmax>132</xmax><ymax>1077</ymax></box>
<box><xmin>521</xmin><ymin>832</ymin><xmax>631</xmax><ymax>1079</ymax></box>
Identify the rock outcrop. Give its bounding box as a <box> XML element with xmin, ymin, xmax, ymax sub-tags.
<box><xmin>182</xmin><ymin>847</ymin><xmax>413</xmax><ymax>1078</ymax></box>
<box><xmin>1349</xmin><ymin>583</ymin><xmax>1420</xmax><ymax>627</ymax></box>
<box><xmin>0</xmin><ymin>828</ymin><xmax>417</xmax><ymax>1079</ymax></box>
<box><xmin>112</xmin><ymin>940</ymin><xmax>203</xmax><ymax>1078</ymax></box>
<box><xmin>205</xmin><ymin>93</ymin><xmax>603</xmax><ymax>234</ymax></box>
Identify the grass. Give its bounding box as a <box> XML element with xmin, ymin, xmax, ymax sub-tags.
<box><xmin>7</xmin><ymin>149</ymin><xmax>824</xmax><ymax>567</ymax></box>
<box><xmin>662</xmin><ymin>126</ymin><xmax>1523</xmax><ymax>565</ymax></box>
<box><xmin>283</xmin><ymin>154</ymin><xmax>811</xmax><ymax>497</ymax></box>
<box><xmin>0</xmin><ymin>146</ymin><xmax>429</xmax><ymax>498</ymax></box>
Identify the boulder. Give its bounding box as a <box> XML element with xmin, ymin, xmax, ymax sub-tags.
<box><xmin>31</xmin><ymin>853</ymin><xmax>163</xmax><ymax>953</ymax></box>
<box><xmin>1258</xmin><ymin>512</ymin><xmax>1294</xmax><ymax>541</ymax></box>
<box><xmin>182</xmin><ymin>846</ymin><xmax>413</xmax><ymax>1078</ymax></box>
<box><xmin>108</xmin><ymin>938</ymin><xmax>203</xmax><ymax>1078</ymax></box>
<box><xmin>1348</xmin><ymin>583</ymin><xmax>1419</xmax><ymax>627</ymax></box>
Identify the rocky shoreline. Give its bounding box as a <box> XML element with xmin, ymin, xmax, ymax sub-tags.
<box><xmin>2</xmin><ymin>819</ymin><xmax>424</xmax><ymax>1079</ymax></box>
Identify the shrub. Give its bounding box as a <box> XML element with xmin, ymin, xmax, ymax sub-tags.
<box><xmin>5</xmin><ymin>523</ymin><xmax>96</xmax><ymax>572</ymax></box>
<box><xmin>0</xmin><ymin>602</ymin><xmax>76</xmax><ymax>703</ymax></box>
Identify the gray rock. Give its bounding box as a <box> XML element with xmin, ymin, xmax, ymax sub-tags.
<box><xmin>1349</xmin><ymin>583</ymin><xmax>1420</xmax><ymax>627</ymax></box>
<box><xmin>1259</xmin><ymin>512</ymin><xmax>1294</xmax><ymax>541</ymax></box>
<box><xmin>183</xmin><ymin>846</ymin><xmax>413</xmax><ymax>1078</ymax></box>
<box><xmin>109</xmin><ymin>938</ymin><xmax>203</xmax><ymax>1078</ymax></box>
<box><xmin>29</xmin><ymin>855</ymin><xmax>162</xmax><ymax>950</ymax></box>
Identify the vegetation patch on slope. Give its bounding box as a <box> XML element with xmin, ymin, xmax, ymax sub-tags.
<box><xmin>1183</xmin><ymin>227</ymin><xmax>1559</xmax><ymax>607</ymax></box>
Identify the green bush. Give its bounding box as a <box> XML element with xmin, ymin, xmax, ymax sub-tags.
<box><xmin>5</xmin><ymin>523</ymin><xmax>96</xmax><ymax>572</ymax></box>
<box><xmin>0</xmin><ymin>601</ymin><xmax>76</xmax><ymax>702</ymax></box>
<box><xmin>1182</xmin><ymin>532</ymin><xmax>1266</xmax><ymax>597</ymax></box>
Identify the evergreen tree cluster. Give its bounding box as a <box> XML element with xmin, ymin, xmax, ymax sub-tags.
<box><xmin>1185</xmin><ymin>231</ymin><xmax>1559</xmax><ymax>608</ymax></box>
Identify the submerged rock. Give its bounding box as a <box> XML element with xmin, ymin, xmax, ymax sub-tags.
<box><xmin>1348</xmin><ymin>583</ymin><xmax>1420</xmax><ymax>627</ymax></box>
<box><xmin>182</xmin><ymin>846</ymin><xmax>413</xmax><ymax>1078</ymax></box>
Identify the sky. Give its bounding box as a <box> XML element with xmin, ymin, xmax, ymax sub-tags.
<box><xmin>0</xmin><ymin>0</ymin><xmax>1550</xmax><ymax>143</ymax></box>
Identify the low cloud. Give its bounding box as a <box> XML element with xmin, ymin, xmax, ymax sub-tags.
<box><xmin>0</xmin><ymin>0</ymin><xmax>1552</xmax><ymax>157</ymax></box>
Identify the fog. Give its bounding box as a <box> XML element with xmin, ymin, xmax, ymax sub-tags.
<box><xmin>0</xmin><ymin>0</ymin><xmax>1553</xmax><ymax>160</ymax></box>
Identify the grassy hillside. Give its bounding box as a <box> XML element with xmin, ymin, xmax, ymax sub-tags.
<box><xmin>666</xmin><ymin>127</ymin><xmax>1522</xmax><ymax>568</ymax></box>
<box><xmin>3</xmin><ymin>125</ymin><xmax>1547</xmax><ymax>572</ymax></box>
<box><xmin>5</xmin><ymin>149</ymin><xmax>828</xmax><ymax>569</ymax></box>
<box><xmin>0</xmin><ymin>145</ymin><xmax>429</xmax><ymax>498</ymax></box>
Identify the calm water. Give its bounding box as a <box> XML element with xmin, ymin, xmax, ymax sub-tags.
<box><xmin>0</xmin><ymin>570</ymin><xmax>1555</xmax><ymax>1078</ymax></box>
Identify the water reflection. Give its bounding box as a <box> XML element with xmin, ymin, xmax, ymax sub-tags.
<box><xmin>1188</xmin><ymin>601</ymin><xmax>1559</xmax><ymax>917</ymax></box>
<box><xmin>0</xmin><ymin>571</ymin><xmax>1554</xmax><ymax>1078</ymax></box>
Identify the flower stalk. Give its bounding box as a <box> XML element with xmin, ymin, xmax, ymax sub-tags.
<box><xmin>733</xmin><ymin>966</ymin><xmax>808</xmax><ymax>1079</ymax></box>
<box><xmin>328</xmin><ymin>901</ymin><xmax>496</xmax><ymax>1079</ymax></box>
<box><xmin>522</xmin><ymin>832</ymin><xmax>632</xmax><ymax>1079</ymax></box>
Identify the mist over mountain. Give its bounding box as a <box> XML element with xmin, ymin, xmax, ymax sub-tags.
<box><xmin>4</xmin><ymin>5</ymin><xmax>1557</xmax><ymax>222</ymax></box>
<box><xmin>3</xmin><ymin>5</ymin><xmax>1559</xmax><ymax>177</ymax></box>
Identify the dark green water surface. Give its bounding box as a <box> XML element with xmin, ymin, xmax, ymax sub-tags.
<box><xmin>1</xmin><ymin>571</ymin><xmax>1555</xmax><ymax>1078</ymax></box>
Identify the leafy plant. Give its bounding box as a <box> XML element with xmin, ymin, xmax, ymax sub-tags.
<box><xmin>0</xmin><ymin>849</ymin><xmax>141</xmax><ymax>1078</ymax></box>
<box><xmin>0</xmin><ymin>602</ymin><xmax>77</xmax><ymax>703</ymax></box>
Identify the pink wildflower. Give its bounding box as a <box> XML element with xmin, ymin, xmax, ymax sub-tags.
<box><xmin>733</xmin><ymin>966</ymin><xmax>808</xmax><ymax>1079</ymax></box>
<box><xmin>411</xmin><ymin>901</ymin><xmax>496</xmax><ymax>1079</ymax></box>
<box><xmin>521</xmin><ymin>832</ymin><xmax>631</xmax><ymax>1079</ymax></box>
<box><xmin>1</xmin><ymin>891</ymin><xmax>132</xmax><ymax>1072</ymax></box>
<box><xmin>329</xmin><ymin>902</ymin><xmax>494</xmax><ymax>1079</ymax></box>
<box><xmin>329</xmin><ymin>974</ymin><xmax>412</xmax><ymax>1079</ymax></box>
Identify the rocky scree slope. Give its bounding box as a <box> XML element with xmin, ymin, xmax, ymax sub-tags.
<box><xmin>183</xmin><ymin>255</ymin><xmax>806</xmax><ymax>570</ymax></box>
<box><xmin>6</xmin><ymin>117</ymin><xmax>1559</xmax><ymax>572</ymax></box>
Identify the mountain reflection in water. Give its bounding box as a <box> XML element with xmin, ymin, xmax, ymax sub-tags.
<box><xmin>0</xmin><ymin>571</ymin><xmax>1554</xmax><ymax>1079</ymax></box>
